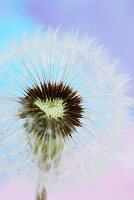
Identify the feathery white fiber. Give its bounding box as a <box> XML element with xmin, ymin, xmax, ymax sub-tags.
<box><xmin>0</xmin><ymin>28</ymin><xmax>133</xmax><ymax>194</ymax></box>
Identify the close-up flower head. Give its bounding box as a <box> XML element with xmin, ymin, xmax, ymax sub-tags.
<box><xmin>0</xmin><ymin>27</ymin><xmax>133</xmax><ymax>200</ymax></box>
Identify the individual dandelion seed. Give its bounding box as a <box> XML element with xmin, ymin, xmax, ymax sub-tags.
<box><xmin>0</xmin><ymin>28</ymin><xmax>133</xmax><ymax>200</ymax></box>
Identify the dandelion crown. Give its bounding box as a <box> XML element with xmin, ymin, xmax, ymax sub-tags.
<box><xmin>0</xmin><ymin>28</ymin><xmax>132</xmax><ymax>199</ymax></box>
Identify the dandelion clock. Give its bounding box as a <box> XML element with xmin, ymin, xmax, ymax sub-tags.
<box><xmin>0</xmin><ymin>28</ymin><xmax>133</xmax><ymax>200</ymax></box>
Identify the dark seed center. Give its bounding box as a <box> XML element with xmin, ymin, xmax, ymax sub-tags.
<box><xmin>19</xmin><ymin>81</ymin><xmax>84</xmax><ymax>138</ymax></box>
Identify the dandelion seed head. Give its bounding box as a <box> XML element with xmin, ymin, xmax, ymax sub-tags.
<box><xmin>0</xmin><ymin>28</ymin><xmax>133</xmax><ymax>192</ymax></box>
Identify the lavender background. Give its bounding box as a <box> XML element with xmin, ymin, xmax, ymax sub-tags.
<box><xmin>26</xmin><ymin>0</ymin><xmax>134</xmax><ymax>96</ymax></box>
<box><xmin>0</xmin><ymin>0</ymin><xmax>134</xmax><ymax>199</ymax></box>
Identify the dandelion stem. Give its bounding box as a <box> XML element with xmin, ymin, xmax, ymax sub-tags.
<box><xmin>36</xmin><ymin>188</ymin><xmax>47</xmax><ymax>200</ymax></box>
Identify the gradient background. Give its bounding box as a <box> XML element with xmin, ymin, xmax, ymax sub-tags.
<box><xmin>0</xmin><ymin>0</ymin><xmax>134</xmax><ymax>199</ymax></box>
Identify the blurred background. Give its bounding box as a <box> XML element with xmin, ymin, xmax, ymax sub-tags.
<box><xmin>0</xmin><ymin>0</ymin><xmax>134</xmax><ymax>199</ymax></box>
